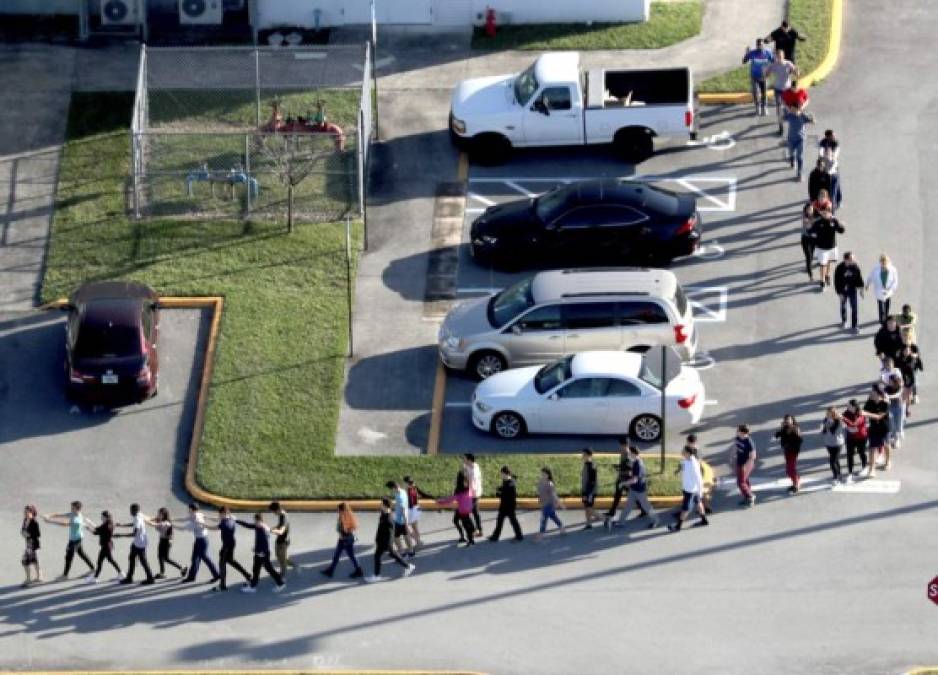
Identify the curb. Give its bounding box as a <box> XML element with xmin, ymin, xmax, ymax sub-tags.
<box><xmin>0</xmin><ymin>671</ymin><xmax>488</xmax><ymax>675</ymax></box>
<box><xmin>698</xmin><ymin>0</ymin><xmax>844</xmax><ymax>105</ymax></box>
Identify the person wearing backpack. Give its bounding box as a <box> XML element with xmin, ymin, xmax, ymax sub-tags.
<box><xmin>821</xmin><ymin>407</ymin><xmax>846</xmax><ymax>485</ymax></box>
<box><xmin>774</xmin><ymin>415</ymin><xmax>803</xmax><ymax>494</ymax></box>
<box><xmin>842</xmin><ymin>399</ymin><xmax>868</xmax><ymax>480</ymax></box>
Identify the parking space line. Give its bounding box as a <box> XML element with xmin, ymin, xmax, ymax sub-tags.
<box><xmin>685</xmin><ymin>286</ymin><xmax>728</xmax><ymax>322</ymax></box>
<box><xmin>445</xmin><ymin>401</ymin><xmax>472</xmax><ymax>408</ymax></box>
<box><xmin>467</xmin><ymin>192</ymin><xmax>496</xmax><ymax>207</ymax></box>
<box><xmin>504</xmin><ymin>180</ymin><xmax>538</xmax><ymax>198</ymax></box>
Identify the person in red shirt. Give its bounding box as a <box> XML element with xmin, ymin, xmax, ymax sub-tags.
<box><xmin>782</xmin><ymin>80</ymin><xmax>809</xmax><ymax>112</ymax></box>
<box><xmin>842</xmin><ymin>399</ymin><xmax>869</xmax><ymax>480</ymax></box>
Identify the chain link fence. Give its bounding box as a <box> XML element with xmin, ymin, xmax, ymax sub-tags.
<box><xmin>131</xmin><ymin>43</ymin><xmax>374</xmax><ymax>224</ymax></box>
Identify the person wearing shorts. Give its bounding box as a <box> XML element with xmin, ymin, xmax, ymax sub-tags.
<box><xmin>385</xmin><ymin>481</ymin><xmax>415</xmax><ymax>557</ymax></box>
<box><xmin>808</xmin><ymin>211</ymin><xmax>845</xmax><ymax>291</ymax></box>
<box><xmin>863</xmin><ymin>385</ymin><xmax>890</xmax><ymax>478</ymax></box>
<box><xmin>669</xmin><ymin>444</ymin><xmax>708</xmax><ymax>532</ymax></box>
<box><xmin>580</xmin><ymin>449</ymin><xmax>598</xmax><ymax>530</ymax></box>
<box><xmin>404</xmin><ymin>476</ymin><xmax>432</xmax><ymax>549</ymax></box>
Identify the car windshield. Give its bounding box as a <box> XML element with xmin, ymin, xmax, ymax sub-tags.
<box><xmin>513</xmin><ymin>63</ymin><xmax>539</xmax><ymax>105</ymax></box>
<box><xmin>75</xmin><ymin>309</ymin><xmax>141</xmax><ymax>359</ymax></box>
<box><xmin>672</xmin><ymin>285</ymin><xmax>689</xmax><ymax>318</ymax></box>
<box><xmin>488</xmin><ymin>278</ymin><xmax>535</xmax><ymax>328</ymax></box>
<box><xmin>534</xmin><ymin>186</ymin><xmax>570</xmax><ymax>222</ymax></box>
<box><xmin>637</xmin><ymin>357</ymin><xmax>662</xmax><ymax>389</ymax></box>
<box><xmin>534</xmin><ymin>355</ymin><xmax>573</xmax><ymax>394</ymax></box>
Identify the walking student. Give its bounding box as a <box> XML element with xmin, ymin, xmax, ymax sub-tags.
<box><xmin>863</xmin><ymin>384</ymin><xmax>890</xmax><ymax>478</ymax></box>
<box><xmin>534</xmin><ymin>467</ymin><xmax>566</xmax><ymax>541</ymax></box>
<box><xmin>783</xmin><ymin>105</ymin><xmax>814</xmax><ymax>181</ymax></box>
<box><xmin>404</xmin><ymin>476</ymin><xmax>433</xmax><ymax>549</ymax></box>
<box><xmin>821</xmin><ymin>407</ymin><xmax>846</xmax><ymax>485</ymax></box>
<box><xmin>120</xmin><ymin>503</ymin><xmax>155</xmax><ymax>585</ymax></box>
<box><xmin>731</xmin><ymin>425</ymin><xmax>757</xmax><ymax>507</ymax></box>
<box><xmin>834</xmin><ymin>252</ymin><xmax>864</xmax><ymax>331</ymax></box>
<box><xmin>43</xmin><ymin>501</ymin><xmax>95</xmax><ymax>581</ymax></box>
<box><xmin>20</xmin><ymin>505</ymin><xmax>42</xmax><ymax>587</ymax></box>
<box><xmin>774</xmin><ymin>415</ymin><xmax>803</xmax><ymax>494</ymax></box>
<box><xmin>898</xmin><ymin>304</ymin><xmax>918</xmax><ymax>346</ymax></box>
<box><xmin>884</xmin><ymin>373</ymin><xmax>905</xmax><ymax>453</ymax></box>
<box><xmin>236</xmin><ymin>512</ymin><xmax>286</xmax><ymax>593</ymax></box>
<box><xmin>209</xmin><ymin>506</ymin><xmax>252</xmax><ymax>592</ymax></box>
<box><xmin>765</xmin><ymin>19</ymin><xmax>807</xmax><ymax>62</ymax></box>
<box><xmin>269</xmin><ymin>502</ymin><xmax>296</xmax><ymax>577</ymax></box>
<box><xmin>842</xmin><ymin>399</ymin><xmax>869</xmax><ymax>480</ymax></box>
<box><xmin>604</xmin><ymin>437</ymin><xmax>647</xmax><ymax>525</ymax></box>
<box><xmin>874</xmin><ymin>316</ymin><xmax>905</xmax><ymax>364</ymax></box>
<box><xmin>580</xmin><ymin>448</ymin><xmax>599</xmax><ymax>529</ymax></box>
<box><xmin>321</xmin><ymin>503</ymin><xmax>363</xmax><ymax>579</ymax></box>
<box><xmin>742</xmin><ymin>38</ymin><xmax>774</xmax><ymax>116</ymax></box>
<box><xmin>489</xmin><ymin>465</ymin><xmax>523</xmax><ymax>542</ymax></box>
<box><xmin>437</xmin><ymin>472</ymin><xmax>477</xmax><ymax>547</ymax></box>
<box><xmin>818</xmin><ymin>129</ymin><xmax>841</xmax><ymax>173</ymax></box>
<box><xmin>365</xmin><ymin>498</ymin><xmax>415</xmax><ymax>583</ymax></box>
<box><xmin>668</xmin><ymin>445</ymin><xmax>708</xmax><ymax>532</ymax></box>
<box><xmin>463</xmin><ymin>453</ymin><xmax>484</xmax><ymax>537</ymax></box>
<box><xmin>896</xmin><ymin>342</ymin><xmax>924</xmax><ymax>416</ymax></box>
<box><xmin>614</xmin><ymin>447</ymin><xmax>660</xmax><ymax>529</ymax></box>
<box><xmin>808</xmin><ymin>158</ymin><xmax>832</xmax><ymax>202</ymax></box>
<box><xmin>385</xmin><ymin>481</ymin><xmax>415</xmax><ymax>557</ymax></box>
<box><xmin>767</xmin><ymin>48</ymin><xmax>797</xmax><ymax>135</ymax></box>
<box><xmin>866</xmin><ymin>254</ymin><xmax>899</xmax><ymax>324</ymax></box>
<box><xmin>808</xmin><ymin>210</ymin><xmax>845</xmax><ymax>290</ymax></box>
<box><xmin>800</xmin><ymin>202</ymin><xmax>817</xmax><ymax>282</ymax></box>
<box><xmin>90</xmin><ymin>510</ymin><xmax>122</xmax><ymax>583</ymax></box>
<box><xmin>683</xmin><ymin>434</ymin><xmax>712</xmax><ymax>514</ymax></box>
<box><xmin>178</xmin><ymin>503</ymin><xmax>219</xmax><ymax>584</ymax></box>
<box><xmin>151</xmin><ymin>508</ymin><xmax>186</xmax><ymax>579</ymax></box>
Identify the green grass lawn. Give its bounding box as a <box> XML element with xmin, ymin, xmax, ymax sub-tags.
<box><xmin>46</xmin><ymin>92</ymin><xmax>684</xmax><ymax>500</ymax></box>
<box><xmin>471</xmin><ymin>2</ymin><xmax>702</xmax><ymax>51</ymax></box>
<box><xmin>698</xmin><ymin>0</ymin><xmax>833</xmax><ymax>93</ymax></box>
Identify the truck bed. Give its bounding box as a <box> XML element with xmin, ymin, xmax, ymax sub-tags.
<box><xmin>585</xmin><ymin>68</ymin><xmax>691</xmax><ymax>109</ymax></box>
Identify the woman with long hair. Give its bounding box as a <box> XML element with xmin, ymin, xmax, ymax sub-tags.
<box><xmin>90</xmin><ymin>510</ymin><xmax>122</xmax><ymax>583</ymax></box>
<box><xmin>321</xmin><ymin>503</ymin><xmax>363</xmax><ymax>579</ymax></box>
<box><xmin>534</xmin><ymin>467</ymin><xmax>565</xmax><ymax>542</ymax></box>
<box><xmin>150</xmin><ymin>507</ymin><xmax>186</xmax><ymax>579</ymax></box>
<box><xmin>20</xmin><ymin>505</ymin><xmax>42</xmax><ymax>587</ymax></box>
<box><xmin>821</xmin><ymin>407</ymin><xmax>846</xmax><ymax>484</ymax></box>
<box><xmin>774</xmin><ymin>415</ymin><xmax>803</xmax><ymax>494</ymax></box>
<box><xmin>436</xmin><ymin>470</ymin><xmax>476</xmax><ymax>546</ymax></box>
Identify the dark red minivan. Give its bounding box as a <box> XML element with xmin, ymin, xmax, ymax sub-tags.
<box><xmin>64</xmin><ymin>281</ymin><xmax>160</xmax><ymax>405</ymax></box>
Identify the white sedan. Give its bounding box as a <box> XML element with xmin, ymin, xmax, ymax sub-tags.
<box><xmin>471</xmin><ymin>351</ymin><xmax>705</xmax><ymax>441</ymax></box>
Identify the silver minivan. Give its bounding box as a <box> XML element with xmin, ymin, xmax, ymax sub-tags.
<box><xmin>438</xmin><ymin>268</ymin><xmax>698</xmax><ymax>379</ymax></box>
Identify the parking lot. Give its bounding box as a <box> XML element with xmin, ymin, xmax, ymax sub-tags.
<box><xmin>0</xmin><ymin>308</ymin><xmax>210</xmax><ymax>517</ymax></box>
<box><xmin>434</xmin><ymin>106</ymin><xmax>840</xmax><ymax>457</ymax></box>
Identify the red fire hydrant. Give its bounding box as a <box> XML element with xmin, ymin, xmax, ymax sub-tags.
<box><xmin>485</xmin><ymin>7</ymin><xmax>497</xmax><ymax>38</ymax></box>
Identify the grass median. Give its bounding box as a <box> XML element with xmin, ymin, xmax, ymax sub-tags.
<box><xmin>45</xmin><ymin>92</ymin><xmax>684</xmax><ymax>500</ymax></box>
<box><xmin>698</xmin><ymin>0</ymin><xmax>833</xmax><ymax>93</ymax></box>
<box><xmin>471</xmin><ymin>1</ymin><xmax>702</xmax><ymax>51</ymax></box>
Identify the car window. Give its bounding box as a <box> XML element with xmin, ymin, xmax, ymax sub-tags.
<box><xmin>534</xmin><ymin>355</ymin><xmax>573</xmax><ymax>394</ymax></box>
<box><xmin>534</xmin><ymin>186</ymin><xmax>572</xmax><ymax>222</ymax></box>
<box><xmin>553</xmin><ymin>206</ymin><xmax>600</xmax><ymax>230</ymax></box>
<box><xmin>514</xmin><ymin>63</ymin><xmax>539</xmax><ymax>105</ymax></box>
<box><xmin>672</xmin><ymin>285</ymin><xmax>689</xmax><ymax>318</ymax></box>
<box><xmin>74</xmin><ymin>315</ymin><xmax>141</xmax><ymax>359</ymax></box>
<box><xmin>593</xmin><ymin>205</ymin><xmax>649</xmax><ymax>227</ymax></box>
<box><xmin>605</xmin><ymin>378</ymin><xmax>644</xmax><ymax>397</ymax></box>
<box><xmin>515</xmin><ymin>305</ymin><xmax>562</xmax><ymax>331</ymax></box>
<box><xmin>539</xmin><ymin>86</ymin><xmax>572</xmax><ymax>111</ymax></box>
<box><xmin>488</xmin><ymin>278</ymin><xmax>535</xmax><ymax>329</ymax></box>
<box><xmin>618</xmin><ymin>301</ymin><xmax>670</xmax><ymax>325</ymax></box>
<box><xmin>563</xmin><ymin>303</ymin><xmax>616</xmax><ymax>330</ymax></box>
<box><xmin>557</xmin><ymin>377</ymin><xmax>608</xmax><ymax>398</ymax></box>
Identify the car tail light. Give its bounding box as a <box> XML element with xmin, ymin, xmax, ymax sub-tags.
<box><xmin>69</xmin><ymin>367</ymin><xmax>87</xmax><ymax>384</ymax></box>
<box><xmin>136</xmin><ymin>364</ymin><xmax>152</xmax><ymax>385</ymax></box>
<box><xmin>685</xmin><ymin>109</ymin><xmax>694</xmax><ymax>128</ymax></box>
<box><xmin>678</xmin><ymin>393</ymin><xmax>697</xmax><ymax>409</ymax></box>
<box><xmin>674</xmin><ymin>324</ymin><xmax>689</xmax><ymax>344</ymax></box>
<box><xmin>676</xmin><ymin>214</ymin><xmax>697</xmax><ymax>236</ymax></box>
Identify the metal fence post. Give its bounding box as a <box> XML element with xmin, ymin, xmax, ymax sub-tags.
<box><xmin>244</xmin><ymin>134</ymin><xmax>252</xmax><ymax>213</ymax></box>
<box><xmin>371</xmin><ymin>41</ymin><xmax>379</xmax><ymax>142</ymax></box>
<box><xmin>346</xmin><ymin>215</ymin><xmax>354</xmax><ymax>358</ymax></box>
<box><xmin>254</xmin><ymin>48</ymin><xmax>262</xmax><ymax>128</ymax></box>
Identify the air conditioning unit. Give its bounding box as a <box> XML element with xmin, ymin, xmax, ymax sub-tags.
<box><xmin>100</xmin><ymin>0</ymin><xmax>138</xmax><ymax>26</ymax></box>
<box><xmin>179</xmin><ymin>0</ymin><xmax>224</xmax><ymax>25</ymax></box>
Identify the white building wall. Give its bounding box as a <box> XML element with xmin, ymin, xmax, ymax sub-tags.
<box><xmin>470</xmin><ymin>0</ymin><xmax>650</xmax><ymax>24</ymax></box>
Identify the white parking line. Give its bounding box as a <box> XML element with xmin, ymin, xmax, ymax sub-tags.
<box><xmin>704</xmin><ymin>399</ymin><xmax>719</xmax><ymax>406</ymax></box>
<box><xmin>456</xmin><ymin>287</ymin><xmax>498</xmax><ymax>295</ymax></box>
<box><xmin>685</xmin><ymin>286</ymin><xmax>728</xmax><ymax>322</ymax></box>
<box><xmin>504</xmin><ymin>180</ymin><xmax>538</xmax><ymax>198</ymax></box>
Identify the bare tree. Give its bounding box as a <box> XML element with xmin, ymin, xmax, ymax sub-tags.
<box><xmin>254</xmin><ymin>133</ymin><xmax>333</xmax><ymax>232</ymax></box>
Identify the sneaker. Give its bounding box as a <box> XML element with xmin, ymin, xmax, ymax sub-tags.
<box><xmin>692</xmin><ymin>520</ymin><xmax>709</xmax><ymax>528</ymax></box>
<box><xmin>841</xmin><ymin>320</ymin><xmax>848</xmax><ymax>329</ymax></box>
<box><xmin>113</xmin><ymin>574</ymin><xmax>123</xmax><ymax>582</ymax></box>
<box><xmin>363</xmin><ymin>575</ymin><xmax>384</xmax><ymax>584</ymax></box>
<box><xmin>154</xmin><ymin>573</ymin><xmax>166</xmax><ymax>580</ymax></box>
<box><xmin>180</xmin><ymin>577</ymin><xmax>195</xmax><ymax>584</ymax></box>
<box><xmin>119</xmin><ymin>578</ymin><xmax>133</xmax><ymax>585</ymax></box>
<box><xmin>796</xmin><ymin>173</ymin><xmax>803</xmax><ymax>182</ymax></box>
<box><xmin>667</xmin><ymin>523</ymin><xmax>680</xmax><ymax>533</ymax></box>
<box><xmin>349</xmin><ymin>568</ymin><xmax>364</xmax><ymax>579</ymax></box>
<box><xmin>211</xmin><ymin>585</ymin><xmax>226</xmax><ymax>592</ymax></box>
<box><xmin>819</xmin><ymin>282</ymin><xmax>825</xmax><ymax>292</ymax></box>
<box><xmin>512</xmin><ymin>536</ymin><xmax>524</xmax><ymax>542</ymax></box>
<box><xmin>85</xmin><ymin>575</ymin><xmax>98</xmax><ymax>584</ymax></box>
<box><xmin>789</xmin><ymin>158</ymin><xmax>795</xmax><ymax>168</ymax></box>
<box><xmin>55</xmin><ymin>574</ymin><xmax>69</xmax><ymax>582</ymax></box>
<box><xmin>583</xmin><ymin>524</ymin><xmax>593</xmax><ymax>531</ymax></box>
<box><xmin>403</xmin><ymin>564</ymin><xmax>416</xmax><ymax>577</ymax></box>
<box><xmin>487</xmin><ymin>536</ymin><xmax>499</xmax><ymax>542</ymax></box>
<box><xmin>845</xmin><ymin>475</ymin><xmax>853</xmax><ymax>484</ymax></box>
<box><xmin>140</xmin><ymin>579</ymin><xmax>155</xmax><ymax>586</ymax></box>
<box><xmin>272</xmin><ymin>583</ymin><xmax>285</xmax><ymax>593</ymax></box>
<box><xmin>240</xmin><ymin>586</ymin><xmax>257</xmax><ymax>593</ymax></box>
<box><xmin>647</xmin><ymin>521</ymin><xmax>659</xmax><ymax>530</ymax></box>
<box><xmin>851</xmin><ymin>326</ymin><xmax>860</xmax><ymax>334</ymax></box>
<box><xmin>320</xmin><ymin>569</ymin><xmax>334</xmax><ymax>578</ymax></box>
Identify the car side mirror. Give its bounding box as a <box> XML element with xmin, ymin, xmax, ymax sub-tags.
<box><xmin>511</xmin><ymin>324</ymin><xmax>523</xmax><ymax>335</ymax></box>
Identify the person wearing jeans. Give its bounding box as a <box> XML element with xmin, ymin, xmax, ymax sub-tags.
<box><xmin>43</xmin><ymin>501</ymin><xmax>95</xmax><ymax>580</ymax></box>
<box><xmin>784</xmin><ymin>108</ymin><xmax>814</xmax><ymax>181</ymax></box>
<box><xmin>742</xmin><ymin>39</ymin><xmax>774</xmax><ymax>116</ymax></box>
<box><xmin>209</xmin><ymin>506</ymin><xmax>252</xmax><ymax>592</ymax></box>
<box><xmin>534</xmin><ymin>468</ymin><xmax>565</xmax><ymax>541</ymax></box>
<box><xmin>178</xmin><ymin>503</ymin><xmax>219</xmax><ymax>584</ymax></box>
<box><xmin>731</xmin><ymin>425</ymin><xmax>757</xmax><ymax>507</ymax></box>
<box><xmin>614</xmin><ymin>447</ymin><xmax>659</xmax><ymax>529</ymax></box>
<box><xmin>489</xmin><ymin>466</ymin><xmax>523</xmax><ymax>542</ymax></box>
<box><xmin>834</xmin><ymin>252</ymin><xmax>864</xmax><ymax>331</ymax></box>
<box><xmin>774</xmin><ymin>415</ymin><xmax>802</xmax><ymax>494</ymax></box>
<box><xmin>842</xmin><ymin>400</ymin><xmax>868</xmax><ymax>479</ymax></box>
<box><xmin>321</xmin><ymin>503</ymin><xmax>363</xmax><ymax>579</ymax></box>
<box><xmin>236</xmin><ymin>512</ymin><xmax>286</xmax><ymax>592</ymax></box>
<box><xmin>821</xmin><ymin>408</ymin><xmax>846</xmax><ymax>484</ymax></box>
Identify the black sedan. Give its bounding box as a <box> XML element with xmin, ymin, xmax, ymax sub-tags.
<box><xmin>64</xmin><ymin>281</ymin><xmax>160</xmax><ymax>405</ymax></box>
<box><xmin>469</xmin><ymin>179</ymin><xmax>702</xmax><ymax>268</ymax></box>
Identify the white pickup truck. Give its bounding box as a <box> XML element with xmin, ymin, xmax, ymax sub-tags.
<box><xmin>449</xmin><ymin>52</ymin><xmax>697</xmax><ymax>164</ymax></box>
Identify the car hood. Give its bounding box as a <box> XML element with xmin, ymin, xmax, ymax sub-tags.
<box><xmin>451</xmin><ymin>74</ymin><xmax>516</xmax><ymax>119</ymax></box>
<box><xmin>471</xmin><ymin>199</ymin><xmax>538</xmax><ymax>237</ymax></box>
<box><xmin>441</xmin><ymin>296</ymin><xmax>495</xmax><ymax>338</ymax></box>
<box><xmin>474</xmin><ymin>365</ymin><xmax>542</xmax><ymax>400</ymax></box>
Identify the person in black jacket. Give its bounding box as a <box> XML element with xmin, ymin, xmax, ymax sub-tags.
<box><xmin>896</xmin><ymin>342</ymin><xmax>924</xmax><ymax>416</ymax></box>
<box><xmin>489</xmin><ymin>466</ymin><xmax>523</xmax><ymax>542</ymax></box>
<box><xmin>833</xmin><ymin>252</ymin><xmax>864</xmax><ymax>331</ymax></box>
<box><xmin>808</xmin><ymin>158</ymin><xmax>831</xmax><ymax>202</ymax></box>
<box><xmin>235</xmin><ymin>512</ymin><xmax>285</xmax><ymax>593</ymax></box>
<box><xmin>581</xmin><ymin>448</ymin><xmax>599</xmax><ymax>529</ymax></box>
<box><xmin>808</xmin><ymin>211</ymin><xmax>846</xmax><ymax>290</ymax></box>
<box><xmin>20</xmin><ymin>505</ymin><xmax>42</xmax><ymax>587</ymax></box>
<box><xmin>365</xmin><ymin>498</ymin><xmax>415</xmax><ymax>583</ymax></box>
<box><xmin>874</xmin><ymin>316</ymin><xmax>905</xmax><ymax>364</ymax></box>
<box><xmin>774</xmin><ymin>415</ymin><xmax>803</xmax><ymax>494</ymax></box>
<box><xmin>603</xmin><ymin>437</ymin><xmax>647</xmax><ymax>525</ymax></box>
<box><xmin>91</xmin><ymin>511</ymin><xmax>122</xmax><ymax>583</ymax></box>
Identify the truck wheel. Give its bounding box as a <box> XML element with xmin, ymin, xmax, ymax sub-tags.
<box><xmin>614</xmin><ymin>129</ymin><xmax>654</xmax><ymax>163</ymax></box>
<box><xmin>471</xmin><ymin>134</ymin><xmax>511</xmax><ymax>166</ymax></box>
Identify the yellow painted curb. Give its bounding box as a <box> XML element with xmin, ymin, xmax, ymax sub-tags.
<box><xmin>0</xmin><ymin>671</ymin><xmax>488</xmax><ymax>675</ymax></box>
<box><xmin>698</xmin><ymin>0</ymin><xmax>844</xmax><ymax>104</ymax></box>
<box><xmin>426</xmin><ymin>360</ymin><xmax>447</xmax><ymax>456</ymax></box>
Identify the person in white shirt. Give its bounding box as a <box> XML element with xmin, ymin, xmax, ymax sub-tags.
<box><xmin>119</xmin><ymin>503</ymin><xmax>154</xmax><ymax>585</ymax></box>
<box><xmin>463</xmin><ymin>454</ymin><xmax>483</xmax><ymax>537</ymax></box>
<box><xmin>865</xmin><ymin>254</ymin><xmax>899</xmax><ymax>324</ymax></box>
<box><xmin>175</xmin><ymin>502</ymin><xmax>220</xmax><ymax>584</ymax></box>
<box><xmin>668</xmin><ymin>440</ymin><xmax>709</xmax><ymax>532</ymax></box>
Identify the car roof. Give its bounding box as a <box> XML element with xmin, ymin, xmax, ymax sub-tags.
<box><xmin>534</xmin><ymin>52</ymin><xmax>581</xmax><ymax>85</ymax></box>
<box><xmin>570</xmin><ymin>351</ymin><xmax>643</xmax><ymax>378</ymax></box>
<box><xmin>80</xmin><ymin>298</ymin><xmax>143</xmax><ymax>330</ymax></box>
<box><xmin>70</xmin><ymin>281</ymin><xmax>157</xmax><ymax>305</ymax></box>
<box><xmin>556</xmin><ymin>179</ymin><xmax>677</xmax><ymax>206</ymax></box>
<box><xmin>531</xmin><ymin>268</ymin><xmax>678</xmax><ymax>303</ymax></box>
